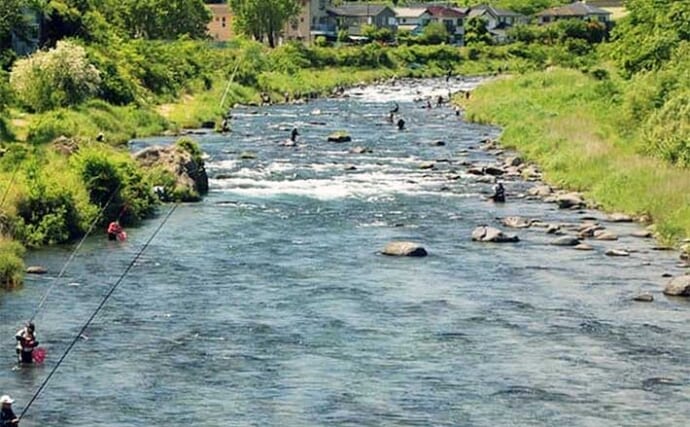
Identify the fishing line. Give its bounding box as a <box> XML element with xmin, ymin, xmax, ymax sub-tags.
<box><xmin>0</xmin><ymin>162</ymin><xmax>21</xmax><ymax>209</ymax></box>
<box><xmin>28</xmin><ymin>184</ymin><xmax>123</xmax><ymax>323</ymax></box>
<box><xmin>19</xmin><ymin>203</ymin><xmax>179</xmax><ymax>420</ymax></box>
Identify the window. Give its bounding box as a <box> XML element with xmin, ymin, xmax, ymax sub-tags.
<box><xmin>221</xmin><ymin>17</ymin><xmax>226</xmax><ymax>28</ymax></box>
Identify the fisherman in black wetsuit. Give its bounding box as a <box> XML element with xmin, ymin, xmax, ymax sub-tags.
<box><xmin>290</xmin><ymin>128</ymin><xmax>299</xmax><ymax>142</ymax></box>
<box><xmin>397</xmin><ymin>118</ymin><xmax>406</xmax><ymax>130</ymax></box>
<box><xmin>390</xmin><ymin>103</ymin><xmax>399</xmax><ymax>114</ymax></box>
<box><xmin>0</xmin><ymin>395</ymin><xmax>18</xmax><ymax>426</ymax></box>
<box><xmin>490</xmin><ymin>182</ymin><xmax>506</xmax><ymax>203</ymax></box>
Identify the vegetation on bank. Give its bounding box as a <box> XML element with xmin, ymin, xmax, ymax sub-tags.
<box><xmin>460</xmin><ymin>0</ymin><xmax>690</xmax><ymax>245</ymax></box>
<box><xmin>461</xmin><ymin>69</ymin><xmax>690</xmax><ymax>243</ymax></box>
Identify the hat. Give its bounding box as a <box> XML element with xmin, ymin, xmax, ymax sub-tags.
<box><xmin>0</xmin><ymin>395</ymin><xmax>14</xmax><ymax>404</ymax></box>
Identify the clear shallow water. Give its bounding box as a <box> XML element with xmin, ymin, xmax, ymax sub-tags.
<box><xmin>2</xmin><ymin>78</ymin><xmax>690</xmax><ymax>426</ymax></box>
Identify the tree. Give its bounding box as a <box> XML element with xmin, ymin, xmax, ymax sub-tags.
<box><xmin>420</xmin><ymin>22</ymin><xmax>449</xmax><ymax>45</ymax></box>
<box><xmin>122</xmin><ymin>0</ymin><xmax>211</xmax><ymax>40</ymax></box>
<box><xmin>464</xmin><ymin>16</ymin><xmax>493</xmax><ymax>46</ymax></box>
<box><xmin>229</xmin><ymin>0</ymin><xmax>301</xmax><ymax>48</ymax></box>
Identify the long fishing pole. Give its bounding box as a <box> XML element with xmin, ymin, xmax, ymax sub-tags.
<box><xmin>19</xmin><ymin>203</ymin><xmax>179</xmax><ymax>420</ymax></box>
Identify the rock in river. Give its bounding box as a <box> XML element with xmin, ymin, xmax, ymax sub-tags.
<box><xmin>633</xmin><ymin>293</ymin><xmax>654</xmax><ymax>302</ymax></box>
<box><xmin>26</xmin><ymin>266</ymin><xmax>47</xmax><ymax>275</ymax></box>
<box><xmin>550</xmin><ymin>236</ymin><xmax>580</xmax><ymax>247</ymax></box>
<box><xmin>556</xmin><ymin>193</ymin><xmax>585</xmax><ymax>209</ymax></box>
<box><xmin>327</xmin><ymin>131</ymin><xmax>352</xmax><ymax>143</ymax></box>
<box><xmin>663</xmin><ymin>275</ymin><xmax>690</xmax><ymax>297</ymax></box>
<box><xmin>502</xmin><ymin>216</ymin><xmax>533</xmax><ymax>229</ymax></box>
<box><xmin>382</xmin><ymin>241</ymin><xmax>428</xmax><ymax>257</ymax></box>
<box><xmin>605</xmin><ymin>249</ymin><xmax>630</xmax><ymax>257</ymax></box>
<box><xmin>472</xmin><ymin>226</ymin><xmax>519</xmax><ymax>243</ymax></box>
<box><xmin>594</xmin><ymin>230</ymin><xmax>618</xmax><ymax>241</ymax></box>
<box><xmin>607</xmin><ymin>213</ymin><xmax>633</xmax><ymax>223</ymax></box>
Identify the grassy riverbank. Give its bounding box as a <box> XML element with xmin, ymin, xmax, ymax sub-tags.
<box><xmin>460</xmin><ymin>68</ymin><xmax>690</xmax><ymax>245</ymax></box>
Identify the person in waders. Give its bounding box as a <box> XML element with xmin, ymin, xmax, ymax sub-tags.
<box><xmin>0</xmin><ymin>395</ymin><xmax>18</xmax><ymax>426</ymax></box>
<box><xmin>15</xmin><ymin>323</ymin><xmax>38</xmax><ymax>365</ymax></box>
<box><xmin>107</xmin><ymin>220</ymin><xmax>125</xmax><ymax>241</ymax></box>
<box><xmin>490</xmin><ymin>182</ymin><xmax>506</xmax><ymax>203</ymax></box>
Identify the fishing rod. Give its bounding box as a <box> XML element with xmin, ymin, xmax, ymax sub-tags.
<box><xmin>19</xmin><ymin>202</ymin><xmax>179</xmax><ymax>420</ymax></box>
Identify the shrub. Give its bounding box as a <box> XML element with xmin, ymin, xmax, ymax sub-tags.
<box><xmin>0</xmin><ymin>238</ymin><xmax>25</xmax><ymax>288</ymax></box>
<box><xmin>10</xmin><ymin>40</ymin><xmax>101</xmax><ymax>112</ymax></box>
<box><xmin>419</xmin><ymin>23</ymin><xmax>450</xmax><ymax>45</ymax></box>
<box><xmin>26</xmin><ymin>110</ymin><xmax>81</xmax><ymax>144</ymax></box>
<box><xmin>14</xmin><ymin>163</ymin><xmax>83</xmax><ymax>246</ymax></box>
<box><xmin>74</xmin><ymin>148</ymin><xmax>158</xmax><ymax>226</ymax></box>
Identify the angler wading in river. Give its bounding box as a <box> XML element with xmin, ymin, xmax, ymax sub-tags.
<box><xmin>15</xmin><ymin>323</ymin><xmax>38</xmax><ymax>365</ymax></box>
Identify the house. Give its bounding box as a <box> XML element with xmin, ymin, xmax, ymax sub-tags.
<box><xmin>326</xmin><ymin>4</ymin><xmax>397</xmax><ymax>36</ymax></box>
<box><xmin>310</xmin><ymin>0</ymin><xmax>337</xmax><ymax>40</ymax></box>
<box><xmin>426</xmin><ymin>6</ymin><xmax>466</xmax><ymax>45</ymax></box>
<box><xmin>283</xmin><ymin>0</ymin><xmax>312</xmax><ymax>42</ymax></box>
<box><xmin>535</xmin><ymin>1</ymin><xmax>612</xmax><ymax>25</ymax></box>
<box><xmin>207</xmin><ymin>3</ymin><xmax>233</xmax><ymax>41</ymax></box>
<box><xmin>394</xmin><ymin>7</ymin><xmax>432</xmax><ymax>35</ymax></box>
<box><xmin>467</xmin><ymin>4</ymin><xmax>527</xmax><ymax>43</ymax></box>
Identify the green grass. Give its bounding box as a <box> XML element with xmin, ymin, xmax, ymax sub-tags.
<box><xmin>461</xmin><ymin>68</ymin><xmax>690</xmax><ymax>245</ymax></box>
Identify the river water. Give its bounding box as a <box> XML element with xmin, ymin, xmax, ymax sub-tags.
<box><xmin>2</xmin><ymin>79</ymin><xmax>689</xmax><ymax>426</ymax></box>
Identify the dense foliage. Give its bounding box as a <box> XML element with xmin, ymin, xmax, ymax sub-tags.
<box><xmin>229</xmin><ymin>0</ymin><xmax>301</xmax><ymax>48</ymax></box>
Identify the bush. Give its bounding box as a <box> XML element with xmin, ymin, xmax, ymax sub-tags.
<box><xmin>419</xmin><ymin>23</ymin><xmax>450</xmax><ymax>45</ymax></box>
<box><xmin>10</xmin><ymin>40</ymin><xmax>101</xmax><ymax>112</ymax></box>
<box><xmin>26</xmin><ymin>110</ymin><xmax>81</xmax><ymax>144</ymax></box>
<box><xmin>74</xmin><ymin>147</ymin><xmax>158</xmax><ymax>226</ymax></box>
<box><xmin>0</xmin><ymin>238</ymin><xmax>25</xmax><ymax>288</ymax></box>
<box><xmin>14</xmin><ymin>163</ymin><xmax>84</xmax><ymax>247</ymax></box>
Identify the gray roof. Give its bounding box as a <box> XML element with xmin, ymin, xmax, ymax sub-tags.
<box><xmin>327</xmin><ymin>4</ymin><xmax>393</xmax><ymax>17</ymax></box>
<box><xmin>536</xmin><ymin>1</ymin><xmax>611</xmax><ymax>17</ymax></box>
<box><xmin>469</xmin><ymin>4</ymin><xmax>524</xmax><ymax>18</ymax></box>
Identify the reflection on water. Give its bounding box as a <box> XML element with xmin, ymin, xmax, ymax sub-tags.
<box><xmin>1</xmin><ymin>78</ymin><xmax>689</xmax><ymax>426</ymax></box>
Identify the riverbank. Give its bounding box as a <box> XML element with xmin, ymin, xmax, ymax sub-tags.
<box><xmin>459</xmin><ymin>68</ymin><xmax>690</xmax><ymax>250</ymax></box>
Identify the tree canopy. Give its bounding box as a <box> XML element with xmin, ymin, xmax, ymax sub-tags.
<box><xmin>229</xmin><ymin>0</ymin><xmax>301</xmax><ymax>48</ymax></box>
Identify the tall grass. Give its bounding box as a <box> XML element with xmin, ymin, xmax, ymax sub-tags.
<box><xmin>462</xmin><ymin>68</ymin><xmax>690</xmax><ymax>244</ymax></box>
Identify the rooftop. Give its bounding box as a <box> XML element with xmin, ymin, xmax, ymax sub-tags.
<box><xmin>536</xmin><ymin>1</ymin><xmax>612</xmax><ymax>16</ymax></box>
<box><xmin>327</xmin><ymin>4</ymin><xmax>391</xmax><ymax>17</ymax></box>
<box><xmin>394</xmin><ymin>7</ymin><xmax>430</xmax><ymax>19</ymax></box>
<box><xmin>470</xmin><ymin>4</ymin><xmax>525</xmax><ymax>18</ymax></box>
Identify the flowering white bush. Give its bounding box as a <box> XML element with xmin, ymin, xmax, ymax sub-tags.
<box><xmin>10</xmin><ymin>40</ymin><xmax>101</xmax><ymax>112</ymax></box>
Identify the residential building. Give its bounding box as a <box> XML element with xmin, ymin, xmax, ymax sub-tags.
<box><xmin>394</xmin><ymin>7</ymin><xmax>432</xmax><ymax>35</ymax></box>
<box><xmin>207</xmin><ymin>3</ymin><xmax>233</xmax><ymax>41</ymax></box>
<box><xmin>310</xmin><ymin>0</ymin><xmax>336</xmax><ymax>39</ymax></box>
<box><xmin>535</xmin><ymin>1</ymin><xmax>612</xmax><ymax>25</ymax></box>
<box><xmin>467</xmin><ymin>4</ymin><xmax>527</xmax><ymax>43</ymax></box>
<box><xmin>426</xmin><ymin>6</ymin><xmax>466</xmax><ymax>45</ymax></box>
<box><xmin>284</xmin><ymin>0</ymin><xmax>312</xmax><ymax>42</ymax></box>
<box><xmin>326</xmin><ymin>4</ymin><xmax>397</xmax><ymax>36</ymax></box>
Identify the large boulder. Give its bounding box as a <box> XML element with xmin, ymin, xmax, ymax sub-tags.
<box><xmin>663</xmin><ymin>276</ymin><xmax>690</xmax><ymax>297</ymax></box>
<box><xmin>556</xmin><ymin>193</ymin><xmax>585</xmax><ymax>209</ymax></box>
<box><xmin>382</xmin><ymin>241</ymin><xmax>428</xmax><ymax>257</ymax></box>
<box><xmin>134</xmin><ymin>140</ymin><xmax>209</xmax><ymax>202</ymax></box>
<box><xmin>472</xmin><ymin>226</ymin><xmax>519</xmax><ymax>243</ymax></box>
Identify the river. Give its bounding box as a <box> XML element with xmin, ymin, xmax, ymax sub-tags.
<box><xmin>2</xmin><ymin>78</ymin><xmax>689</xmax><ymax>426</ymax></box>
